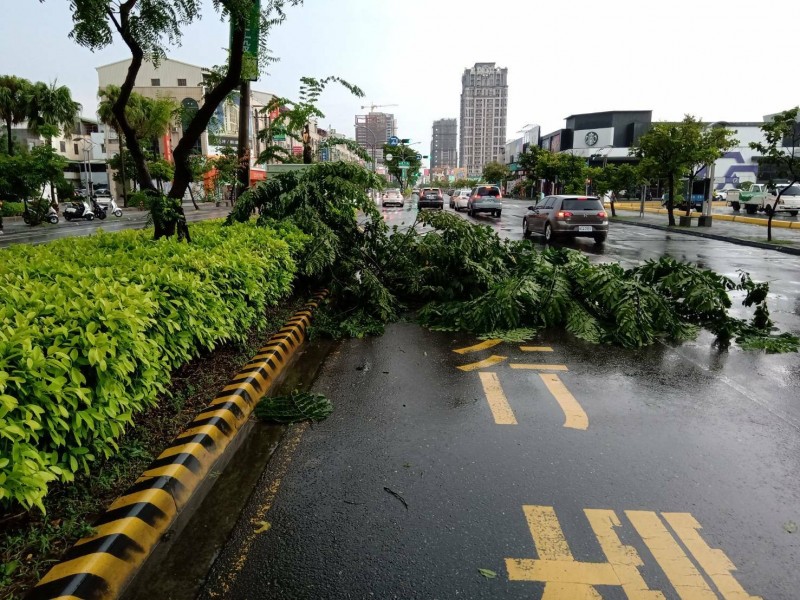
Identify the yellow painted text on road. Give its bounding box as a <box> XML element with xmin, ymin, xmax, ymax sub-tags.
<box><xmin>477</xmin><ymin>372</ymin><xmax>517</xmax><ymax>425</ymax></box>
<box><xmin>507</xmin><ymin>505</ymin><xmax>761</xmax><ymax>600</ymax></box>
<box><xmin>453</xmin><ymin>339</ymin><xmax>503</xmax><ymax>354</ymax></box>
<box><xmin>539</xmin><ymin>373</ymin><xmax>589</xmax><ymax>430</ymax></box>
<box><xmin>457</xmin><ymin>355</ymin><xmax>507</xmax><ymax>371</ymax></box>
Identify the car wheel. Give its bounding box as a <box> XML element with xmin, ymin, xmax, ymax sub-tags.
<box><xmin>544</xmin><ymin>222</ymin><xmax>554</xmax><ymax>242</ymax></box>
<box><xmin>731</xmin><ymin>202</ymin><xmax>740</xmax><ymax>211</ymax></box>
<box><xmin>593</xmin><ymin>233</ymin><xmax>607</xmax><ymax>244</ymax></box>
<box><xmin>745</xmin><ymin>204</ymin><xmax>757</xmax><ymax>215</ymax></box>
<box><xmin>495</xmin><ymin>210</ymin><xmax>501</xmax><ymax>218</ymax></box>
<box><xmin>523</xmin><ymin>219</ymin><xmax>530</xmax><ymax>238</ymax></box>
<box><xmin>764</xmin><ymin>204</ymin><xmax>774</xmax><ymax>216</ymax></box>
<box><xmin>790</xmin><ymin>211</ymin><xmax>798</xmax><ymax>217</ymax></box>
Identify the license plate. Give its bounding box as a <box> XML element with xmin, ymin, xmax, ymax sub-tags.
<box><xmin>578</xmin><ymin>226</ymin><xmax>593</xmax><ymax>232</ymax></box>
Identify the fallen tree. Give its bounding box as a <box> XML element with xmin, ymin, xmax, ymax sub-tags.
<box><xmin>229</xmin><ymin>162</ymin><xmax>799</xmax><ymax>353</ymax></box>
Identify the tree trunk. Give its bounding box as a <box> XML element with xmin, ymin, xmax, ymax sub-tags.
<box><xmin>685</xmin><ymin>176</ymin><xmax>694</xmax><ymax>217</ymax></box>
<box><xmin>188</xmin><ymin>184</ymin><xmax>199</xmax><ymax>210</ymax></box>
<box><xmin>667</xmin><ymin>174</ymin><xmax>676</xmax><ymax>226</ymax></box>
<box><xmin>5</xmin><ymin>118</ymin><xmax>12</xmax><ymax>155</ymax></box>
<box><xmin>119</xmin><ymin>135</ymin><xmax>128</xmax><ymax>207</ymax></box>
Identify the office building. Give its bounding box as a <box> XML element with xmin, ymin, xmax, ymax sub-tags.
<box><xmin>354</xmin><ymin>112</ymin><xmax>397</xmax><ymax>164</ymax></box>
<box><xmin>459</xmin><ymin>62</ymin><xmax>508</xmax><ymax>178</ymax></box>
<box><xmin>430</xmin><ymin>118</ymin><xmax>457</xmax><ymax>169</ymax></box>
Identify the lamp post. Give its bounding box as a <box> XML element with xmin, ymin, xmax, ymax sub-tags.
<box><xmin>75</xmin><ymin>137</ymin><xmax>97</xmax><ymax>196</ymax></box>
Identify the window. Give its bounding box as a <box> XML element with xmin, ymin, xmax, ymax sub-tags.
<box><xmin>151</xmin><ymin>78</ymin><xmax>160</xmax><ymax>86</ymax></box>
<box><xmin>59</xmin><ymin>141</ymin><xmax>66</xmax><ymax>152</ymax></box>
<box><xmin>177</xmin><ymin>78</ymin><xmax>187</xmax><ymax>86</ymax></box>
<box><xmin>73</xmin><ymin>143</ymin><xmax>79</xmax><ymax>154</ymax></box>
<box><xmin>100</xmin><ymin>143</ymin><xmax>106</xmax><ymax>154</ymax></box>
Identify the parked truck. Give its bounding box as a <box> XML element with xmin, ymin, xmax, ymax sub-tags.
<box><xmin>726</xmin><ymin>183</ymin><xmax>800</xmax><ymax>216</ymax></box>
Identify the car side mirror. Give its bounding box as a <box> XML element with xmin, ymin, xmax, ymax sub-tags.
<box><xmin>527</xmin><ymin>206</ymin><xmax>535</xmax><ymax>210</ymax></box>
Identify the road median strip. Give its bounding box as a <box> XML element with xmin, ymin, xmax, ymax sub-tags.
<box><xmin>27</xmin><ymin>291</ymin><xmax>328</xmax><ymax>600</ymax></box>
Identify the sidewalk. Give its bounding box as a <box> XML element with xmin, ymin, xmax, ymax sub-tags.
<box><xmin>612</xmin><ymin>207</ymin><xmax>800</xmax><ymax>255</ymax></box>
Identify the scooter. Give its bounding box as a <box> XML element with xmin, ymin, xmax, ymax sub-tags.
<box><xmin>63</xmin><ymin>198</ymin><xmax>95</xmax><ymax>221</ymax></box>
<box><xmin>22</xmin><ymin>198</ymin><xmax>59</xmax><ymax>225</ymax></box>
<box><xmin>95</xmin><ymin>195</ymin><xmax>123</xmax><ymax>217</ymax></box>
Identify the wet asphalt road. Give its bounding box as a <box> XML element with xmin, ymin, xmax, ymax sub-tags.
<box><xmin>0</xmin><ymin>202</ymin><xmax>230</xmax><ymax>248</ymax></box>
<box><xmin>179</xmin><ymin>196</ymin><xmax>799</xmax><ymax>599</ymax></box>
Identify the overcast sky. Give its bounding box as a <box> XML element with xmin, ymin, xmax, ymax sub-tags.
<box><xmin>3</xmin><ymin>0</ymin><xmax>798</xmax><ymax>168</ymax></box>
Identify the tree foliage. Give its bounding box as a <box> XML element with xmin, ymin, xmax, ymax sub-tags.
<box><xmin>482</xmin><ymin>160</ymin><xmax>510</xmax><ymax>184</ymax></box>
<box><xmin>750</xmin><ymin>106</ymin><xmax>800</xmax><ymax>241</ymax></box>
<box><xmin>257</xmin><ymin>76</ymin><xmax>364</xmax><ymax>165</ymax></box>
<box><xmin>229</xmin><ymin>161</ymin><xmax>798</xmax><ymax>353</ymax></box>
<box><xmin>0</xmin><ymin>75</ymin><xmax>33</xmax><ymax>155</ymax></box>
<box><xmin>382</xmin><ymin>143</ymin><xmax>421</xmax><ymax>188</ymax></box>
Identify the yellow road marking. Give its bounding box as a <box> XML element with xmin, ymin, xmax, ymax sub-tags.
<box><xmin>453</xmin><ymin>339</ymin><xmax>502</xmax><ymax>354</ymax></box>
<box><xmin>626</xmin><ymin>510</ymin><xmax>718</xmax><ymax>600</ymax></box>
<box><xmin>510</xmin><ymin>363</ymin><xmax>568</xmax><ymax>371</ymax></box>
<box><xmin>507</xmin><ymin>505</ymin><xmax>658</xmax><ymax>598</ymax></box>
<box><xmin>457</xmin><ymin>355</ymin><xmax>507</xmax><ymax>371</ymax></box>
<box><xmin>662</xmin><ymin>513</ymin><xmax>762</xmax><ymax>600</ymax></box>
<box><xmin>520</xmin><ymin>346</ymin><xmax>554</xmax><ymax>352</ymax></box>
<box><xmin>538</xmin><ymin>374</ymin><xmax>588</xmax><ymax>430</ymax></box>
<box><xmin>477</xmin><ymin>372</ymin><xmax>518</xmax><ymax>425</ymax></box>
<box><xmin>584</xmin><ymin>509</ymin><xmax>664</xmax><ymax>599</ymax></box>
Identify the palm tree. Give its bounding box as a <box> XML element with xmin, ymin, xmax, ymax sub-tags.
<box><xmin>26</xmin><ymin>81</ymin><xmax>81</xmax><ymax>206</ymax></box>
<box><xmin>0</xmin><ymin>75</ymin><xmax>32</xmax><ymax>155</ymax></box>
<box><xmin>26</xmin><ymin>81</ymin><xmax>82</xmax><ymax>142</ymax></box>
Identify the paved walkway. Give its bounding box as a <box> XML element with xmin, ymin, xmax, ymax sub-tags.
<box><xmin>612</xmin><ymin>206</ymin><xmax>800</xmax><ymax>253</ymax></box>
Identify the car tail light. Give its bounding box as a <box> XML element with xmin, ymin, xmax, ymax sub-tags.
<box><xmin>556</xmin><ymin>211</ymin><xmax>573</xmax><ymax>219</ymax></box>
<box><xmin>597</xmin><ymin>211</ymin><xmax>607</xmax><ymax>218</ymax></box>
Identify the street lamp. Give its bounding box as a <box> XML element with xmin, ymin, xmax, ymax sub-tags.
<box><xmin>74</xmin><ymin>137</ymin><xmax>97</xmax><ymax>196</ymax></box>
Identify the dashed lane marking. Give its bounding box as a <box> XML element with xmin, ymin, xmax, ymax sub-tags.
<box><xmin>538</xmin><ymin>373</ymin><xmax>589</xmax><ymax>430</ymax></box>
<box><xmin>457</xmin><ymin>355</ymin><xmax>508</xmax><ymax>371</ymax></box>
<box><xmin>520</xmin><ymin>346</ymin><xmax>554</xmax><ymax>352</ymax></box>
<box><xmin>477</xmin><ymin>372</ymin><xmax>518</xmax><ymax>425</ymax></box>
<box><xmin>510</xmin><ymin>363</ymin><xmax>569</xmax><ymax>371</ymax></box>
<box><xmin>453</xmin><ymin>339</ymin><xmax>503</xmax><ymax>354</ymax></box>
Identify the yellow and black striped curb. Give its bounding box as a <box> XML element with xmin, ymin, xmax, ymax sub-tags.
<box><xmin>28</xmin><ymin>291</ymin><xmax>328</xmax><ymax>600</ymax></box>
<box><xmin>614</xmin><ymin>203</ymin><xmax>800</xmax><ymax>229</ymax></box>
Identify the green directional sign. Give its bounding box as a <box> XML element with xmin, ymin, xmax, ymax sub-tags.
<box><xmin>273</xmin><ymin>134</ymin><xmax>286</xmax><ymax>141</ymax></box>
<box><xmin>398</xmin><ymin>161</ymin><xmax>410</xmax><ymax>168</ymax></box>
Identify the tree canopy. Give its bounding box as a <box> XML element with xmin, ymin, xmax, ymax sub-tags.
<box><xmin>482</xmin><ymin>160</ymin><xmax>510</xmax><ymax>184</ymax></box>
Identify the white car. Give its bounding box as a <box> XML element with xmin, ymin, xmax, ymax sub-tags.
<box><xmin>451</xmin><ymin>188</ymin><xmax>472</xmax><ymax>212</ymax></box>
<box><xmin>381</xmin><ymin>188</ymin><xmax>404</xmax><ymax>207</ymax></box>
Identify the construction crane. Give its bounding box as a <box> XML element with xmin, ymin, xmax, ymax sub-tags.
<box><xmin>361</xmin><ymin>103</ymin><xmax>398</xmax><ymax>112</ymax></box>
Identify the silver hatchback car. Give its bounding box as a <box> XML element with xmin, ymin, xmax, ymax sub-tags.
<box><xmin>523</xmin><ymin>195</ymin><xmax>609</xmax><ymax>244</ymax></box>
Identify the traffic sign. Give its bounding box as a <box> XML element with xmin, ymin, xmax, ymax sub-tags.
<box><xmin>398</xmin><ymin>161</ymin><xmax>410</xmax><ymax>168</ymax></box>
<box><xmin>415</xmin><ymin>153</ymin><xmax>422</xmax><ymax>160</ymax></box>
<box><xmin>388</xmin><ymin>136</ymin><xmax>400</xmax><ymax>146</ymax></box>
<box><xmin>385</xmin><ymin>153</ymin><xmax>393</xmax><ymax>161</ymax></box>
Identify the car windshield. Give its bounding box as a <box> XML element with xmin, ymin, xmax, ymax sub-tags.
<box><xmin>562</xmin><ymin>198</ymin><xmax>603</xmax><ymax>210</ymax></box>
<box><xmin>460</xmin><ymin>189</ymin><xmax>472</xmax><ymax>195</ymax></box>
<box><xmin>475</xmin><ymin>186</ymin><xmax>500</xmax><ymax>197</ymax></box>
<box><xmin>778</xmin><ymin>186</ymin><xmax>800</xmax><ymax>196</ymax></box>
<box><xmin>386</xmin><ymin>189</ymin><xmax>400</xmax><ymax>194</ymax></box>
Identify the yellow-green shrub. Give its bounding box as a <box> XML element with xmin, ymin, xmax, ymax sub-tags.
<box><xmin>0</xmin><ymin>221</ymin><xmax>308</xmax><ymax>511</ymax></box>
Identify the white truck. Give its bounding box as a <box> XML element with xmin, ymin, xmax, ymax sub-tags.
<box><xmin>726</xmin><ymin>183</ymin><xmax>800</xmax><ymax>216</ymax></box>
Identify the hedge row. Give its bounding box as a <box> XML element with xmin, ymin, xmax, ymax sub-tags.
<box><xmin>0</xmin><ymin>221</ymin><xmax>308</xmax><ymax>511</ymax></box>
<box><xmin>1</xmin><ymin>202</ymin><xmax>24</xmax><ymax>218</ymax></box>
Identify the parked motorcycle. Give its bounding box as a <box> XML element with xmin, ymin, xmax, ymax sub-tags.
<box><xmin>63</xmin><ymin>198</ymin><xmax>95</xmax><ymax>221</ymax></box>
<box><xmin>22</xmin><ymin>197</ymin><xmax>59</xmax><ymax>225</ymax></box>
<box><xmin>95</xmin><ymin>194</ymin><xmax>123</xmax><ymax>217</ymax></box>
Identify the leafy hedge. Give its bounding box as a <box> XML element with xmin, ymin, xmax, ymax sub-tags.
<box><xmin>1</xmin><ymin>202</ymin><xmax>24</xmax><ymax>218</ymax></box>
<box><xmin>0</xmin><ymin>221</ymin><xmax>308</xmax><ymax>511</ymax></box>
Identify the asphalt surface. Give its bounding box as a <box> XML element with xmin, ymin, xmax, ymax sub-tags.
<box><xmin>148</xmin><ymin>195</ymin><xmax>800</xmax><ymax>599</ymax></box>
<box><xmin>0</xmin><ymin>201</ymin><xmax>231</xmax><ymax>248</ymax></box>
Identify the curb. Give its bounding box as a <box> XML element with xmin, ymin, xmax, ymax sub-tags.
<box><xmin>27</xmin><ymin>291</ymin><xmax>328</xmax><ymax>600</ymax></box>
<box><xmin>610</xmin><ymin>218</ymin><xmax>800</xmax><ymax>256</ymax></box>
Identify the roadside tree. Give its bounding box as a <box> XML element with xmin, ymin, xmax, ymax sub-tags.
<box><xmin>750</xmin><ymin>106</ymin><xmax>800</xmax><ymax>242</ymax></box>
<box><xmin>482</xmin><ymin>160</ymin><xmax>510</xmax><ymax>185</ymax></box>
<box><xmin>382</xmin><ymin>143</ymin><xmax>421</xmax><ymax>189</ymax></box>
<box><xmin>0</xmin><ymin>75</ymin><xmax>32</xmax><ymax>155</ymax></box>
<box><xmin>55</xmin><ymin>0</ymin><xmax>301</xmax><ymax>240</ymax></box>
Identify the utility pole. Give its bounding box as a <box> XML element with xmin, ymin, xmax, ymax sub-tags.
<box><xmin>236</xmin><ymin>81</ymin><xmax>251</xmax><ymax>197</ymax></box>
